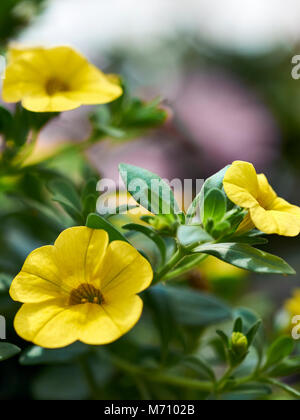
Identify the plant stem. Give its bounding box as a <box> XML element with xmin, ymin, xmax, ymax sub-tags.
<box><xmin>216</xmin><ymin>366</ymin><xmax>235</xmax><ymax>393</ymax></box>
<box><xmin>79</xmin><ymin>357</ymin><xmax>100</xmax><ymax>400</ymax></box>
<box><xmin>262</xmin><ymin>378</ymin><xmax>300</xmax><ymax>399</ymax></box>
<box><xmin>155</xmin><ymin>248</ymin><xmax>185</xmax><ymax>283</ymax></box>
<box><xmin>162</xmin><ymin>254</ymin><xmax>208</xmax><ymax>281</ymax></box>
<box><xmin>109</xmin><ymin>354</ymin><xmax>213</xmax><ymax>393</ymax></box>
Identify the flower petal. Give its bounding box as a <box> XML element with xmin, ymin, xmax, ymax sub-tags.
<box><xmin>286</xmin><ymin>290</ymin><xmax>300</xmax><ymax>315</ymax></box>
<box><xmin>13</xmin><ymin>298</ymin><xmax>77</xmax><ymax>348</ymax></box>
<box><xmin>66</xmin><ymin>64</ymin><xmax>123</xmax><ymax>104</ymax></box>
<box><xmin>223</xmin><ymin>161</ymin><xmax>259</xmax><ymax>208</ymax></box>
<box><xmin>10</xmin><ymin>246</ymin><xmax>64</xmax><ymax>303</ymax></box>
<box><xmin>2</xmin><ymin>46</ymin><xmax>122</xmax><ymax>111</ymax></box>
<box><xmin>99</xmin><ymin>241</ymin><xmax>153</xmax><ymax>299</ymax></box>
<box><xmin>236</xmin><ymin>212</ymin><xmax>255</xmax><ymax>234</ymax></box>
<box><xmin>14</xmin><ymin>296</ymin><xmax>142</xmax><ymax>348</ymax></box>
<box><xmin>257</xmin><ymin>174</ymin><xmax>277</xmax><ymax>209</ymax></box>
<box><xmin>79</xmin><ymin>296</ymin><xmax>143</xmax><ymax>345</ymax></box>
<box><xmin>2</xmin><ymin>62</ymin><xmax>46</xmax><ymax>102</ymax></box>
<box><xmin>54</xmin><ymin>227</ymin><xmax>109</xmax><ymax>290</ymax></box>
<box><xmin>22</xmin><ymin>93</ymin><xmax>81</xmax><ymax>113</ymax></box>
<box><xmin>250</xmin><ymin>205</ymin><xmax>300</xmax><ymax>236</ymax></box>
<box><xmin>272</xmin><ymin>198</ymin><xmax>300</xmax><ymax>228</ymax></box>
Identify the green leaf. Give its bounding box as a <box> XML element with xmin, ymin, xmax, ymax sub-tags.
<box><xmin>234</xmin><ymin>308</ymin><xmax>263</xmax><ymax>356</ymax></box>
<box><xmin>20</xmin><ymin>343</ymin><xmax>89</xmax><ymax>366</ymax></box>
<box><xmin>32</xmin><ymin>365</ymin><xmax>90</xmax><ymax>400</ymax></box>
<box><xmin>185</xmin><ymin>191</ymin><xmax>202</xmax><ymax>224</ymax></box>
<box><xmin>186</xmin><ymin>166</ymin><xmax>230</xmax><ymax>224</ymax></box>
<box><xmin>230</xmin><ymin>230</ymin><xmax>268</xmax><ymax>246</ymax></box>
<box><xmin>32</xmin><ymin>355</ymin><xmax>113</xmax><ymax>400</ymax></box>
<box><xmin>144</xmin><ymin>286</ymin><xmax>178</xmax><ymax>360</ymax></box>
<box><xmin>203</xmin><ymin>166</ymin><xmax>230</xmax><ymax>194</ymax></box>
<box><xmin>246</xmin><ymin>321</ymin><xmax>262</xmax><ymax>347</ymax></box>
<box><xmin>0</xmin><ymin>106</ymin><xmax>13</xmax><ymax>137</ymax></box>
<box><xmin>0</xmin><ymin>273</ymin><xmax>12</xmax><ymax>293</ymax></box>
<box><xmin>11</xmin><ymin>106</ymin><xmax>58</xmax><ymax>147</ymax></box>
<box><xmin>47</xmin><ymin>178</ymin><xmax>83</xmax><ymax>223</ymax></box>
<box><xmin>200</xmin><ymin>166</ymin><xmax>231</xmax><ymax>219</ymax></box>
<box><xmin>90</xmin><ymin>94</ymin><xmax>167</xmax><ymax>141</ymax></box>
<box><xmin>0</xmin><ymin>343</ymin><xmax>21</xmax><ymax>362</ymax></box>
<box><xmin>263</xmin><ymin>378</ymin><xmax>300</xmax><ymax>399</ymax></box>
<box><xmin>177</xmin><ymin>225</ymin><xmax>213</xmax><ymax>249</ymax></box>
<box><xmin>123</xmin><ymin>223</ymin><xmax>166</xmax><ymax>265</ymax></box>
<box><xmin>193</xmin><ymin>243</ymin><xmax>295</xmax><ymax>275</ymax></box>
<box><xmin>212</xmin><ymin>220</ymin><xmax>231</xmax><ymax>236</ymax></box>
<box><xmin>216</xmin><ymin>330</ymin><xmax>229</xmax><ymax>348</ymax></box>
<box><xmin>222</xmin><ymin>383</ymin><xmax>272</xmax><ymax>401</ymax></box>
<box><xmin>203</xmin><ymin>188</ymin><xmax>226</xmax><ymax>227</ymax></box>
<box><xmin>119</xmin><ymin>163</ymin><xmax>180</xmax><ymax>215</ymax></box>
<box><xmin>164</xmin><ymin>286</ymin><xmax>232</xmax><ymax>327</ymax></box>
<box><xmin>81</xmin><ymin>178</ymin><xmax>98</xmax><ymax>201</ymax></box>
<box><xmin>268</xmin><ymin>356</ymin><xmax>300</xmax><ymax>377</ymax></box>
<box><xmin>233</xmin><ymin>308</ymin><xmax>261</xmax><ymax>332</ymax></box>
<box><xmin>86</xmin><ymin>213</ymin><xmax>128</xmax><ymax>243</ymax></box>
<box><xmin>182</xmin><ymin>355</ymin><xmax>216</xmax><ymax>381</ymax></box>
<box><xmin>264</xmin><ymin>336</ymin><xmax>295</xmax><ymax>370</ymax></box>
<box><xmin>233</xmin><ymin>317</ymin><xmax>243</xmax><ymax>333</ymax></box>
<box><xmin>82</xmin><ymin>194</ymin><xmax>97</xmax><ymax>219</ymax></box>
<box><xmin>48</xmin><ymin>178</ymin><xmax>82</xmax><ymax>210</ymax></box>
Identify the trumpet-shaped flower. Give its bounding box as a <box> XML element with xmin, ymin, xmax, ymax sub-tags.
<box><xmin>223</xmin><ymin>161</ymin><xmax>300</xmax><ymax>237</ymax></box>
<box><xmin>2</xmin><ymin>46</ymin><xmax>123</xmax><ymax>112</ymax></box>
<box><xmin>10</xmin><ymin>227</ymin><xmax>153</xmax><ymax>348</ymax></box>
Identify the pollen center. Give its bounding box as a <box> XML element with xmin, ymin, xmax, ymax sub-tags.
<box><xmin>69</xmin><ymin>284</ymin><xmax>103</xmax><ymax>306</ymax></box>
<box><xmin>45</xmin><ymin>78</ymin><xmax>69</xmax><ymax>96</ymax></box>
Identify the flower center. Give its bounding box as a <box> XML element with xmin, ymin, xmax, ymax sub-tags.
<box><xmin>45</xmin><ymin>78</ymin><xmax>69</xmax><ymax>96</ymax></box>
<box><xmin>69</xmin><ymin>284</ymin><xmax>103</xmax><ymax>306</ymax></box>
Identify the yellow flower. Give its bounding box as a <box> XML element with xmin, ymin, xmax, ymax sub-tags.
<box><xmin>285</xmin><ymin>289</ymin><xmax>300</xmax><ymax>317</ymax></box>
<box><xmin>2</xmin><ymin>46</ymin><xmax>123</xmax><ymax>112</ymax></box>
<box><xmin>9</xmin><ymin>227</ymin><xmax>153</xmax><ymax>348</ymax></box>
<box><xmin>199</xmin><ymin>256</ymin><xmax>247</xmax><ymax>280</ymax></box>
<box><xmin>223</xmin><ymin>161</ymin><xmax>300</xmax><ymax>237</ymax></box>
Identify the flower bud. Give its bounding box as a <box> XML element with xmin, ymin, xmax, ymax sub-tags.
<box><xmin>231</xmin><ymin>332</ymin><xmax>248</xmax><ymax>355</ymax></box>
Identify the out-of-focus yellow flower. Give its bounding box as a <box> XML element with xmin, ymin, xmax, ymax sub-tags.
<box><xmin>223</xmin><ymin>161</ymin><xmax>300</xmax><ymax>237</ymax></box>
<box><xmin>199</xmin><ymin>256</ymin><xmax>247</xmax><ymax>280</ymax></box>
<box><xmin>10</xmin><ymin>227</ymin><xmax>152</xmax><ymax>348</ymax></box>
<box><xmin>189</xmin><ymin>257</ymin><xmax>247</xmax><ymax>295</ymax></box>
<box><xmin>3</xmin><ymin>46</ymin><xmax>123</xmax><ymax>112</ymax></box>
<box><xmin>104</xmin><ymin>191</ymin><xmax>152</xmax><ymax>227</ymax></box>
<box><xmin>285</xmin><ymin>289</ymin><xmax>300</xmax><ymax>317</ymax></box>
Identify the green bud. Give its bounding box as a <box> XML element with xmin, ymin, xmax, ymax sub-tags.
<box><xmin>231</xmin><ymin>332</ymin><xmax>248</xmax><ymax>355</ymax></box>
<box><xmin>147</xmin><ymin>214</ymin><xmax>178</xmax><ymax>235</ymax></box>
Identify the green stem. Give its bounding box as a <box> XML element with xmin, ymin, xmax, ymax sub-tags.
<box><xmin>216</xmin><ymin>366</ymin><xmax>235</xmax><ymax>393</ymax></box>
<box><xmin>110</xmin><ymin>354</ymin><xmax>213</xmax><ymax>393</ymax></box>
<box><xmin>79</xmin><ymin>357</ymin><xmax>100</xmax><ymax>400</ymax></box>
<box><xmin>162</xmin><ymin>254</ymin><xmax>208</xmax><ymax>281</ymax></box>
<box><xmin>12</xmin><ymin>129</ymin><xmax>40</xmax><ymax>167</ymax></box>
<box><xmin>155</xmin><ymin>248</ymin><xmax>185</xmax><ymax>283</ymax></box>
<box><xmin>262</xmin><ymin>378</ymin><xmax>300</xmax><ymax>399</ymax></box>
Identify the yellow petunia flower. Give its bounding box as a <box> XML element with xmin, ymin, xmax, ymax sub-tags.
<box><xmin>223</xmin><ymin>161</ymin><xmax>300</xmax><ymax>237</ymax></box>
<box><xmin>2</xmin><ymin>46</ymin><xmax>123</xmax><ymax>112</ymax></box>
<box><xmin>9</xmin><ymin>227</ymin><xmax>153</xmax><ymax>348</ymax></box>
